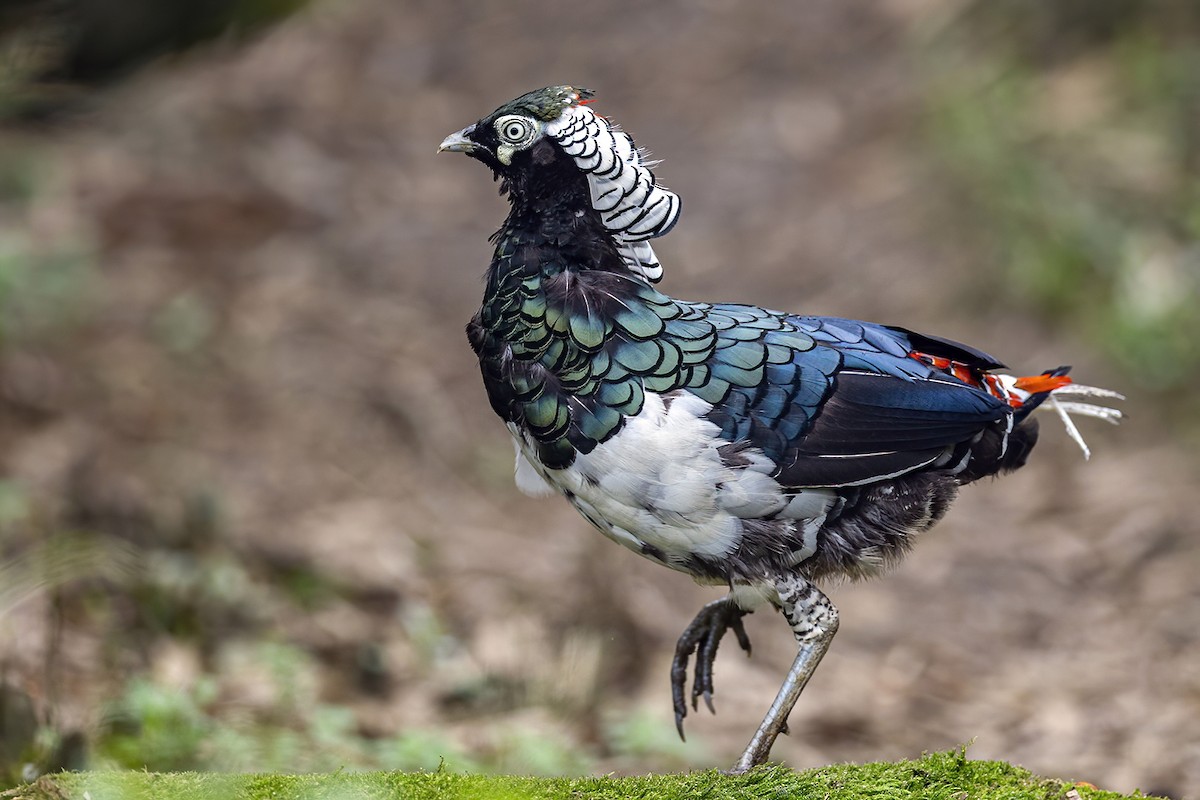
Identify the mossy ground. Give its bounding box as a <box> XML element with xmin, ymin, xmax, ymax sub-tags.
<box><xmin>1</xmin><ymin>751</ymin><xmax>1161</xmax><ymax>800</ymax></box>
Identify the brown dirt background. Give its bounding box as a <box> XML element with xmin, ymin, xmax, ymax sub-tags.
<box><xmin>2</xmin><ymin>0</ymin><xmax>1198</xmax><ymax>797</ymax></box>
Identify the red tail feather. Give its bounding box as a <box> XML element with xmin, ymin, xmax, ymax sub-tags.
<box><xmin>1013</xmin><ymin>373</ymin><xmax>1073</xmax><ymax>394</ymax></box>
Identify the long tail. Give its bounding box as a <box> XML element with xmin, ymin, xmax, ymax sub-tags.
<box><xmin>907</xmin><ymin>350</ymin><xmax>1125</xmax><ymax>459</ymax></box>
<box><xmin>995</xmin><ymin>367</ymin><xmax>1124</xmax><ymax>460</ymax></box>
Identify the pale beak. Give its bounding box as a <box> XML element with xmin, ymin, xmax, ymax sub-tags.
<box><xmin>438</xmin><ymin>127</ymin><xmax>477</xmax><ymax>154</ymax></box>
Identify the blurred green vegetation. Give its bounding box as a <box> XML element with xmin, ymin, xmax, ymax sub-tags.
<box><xmin>0</xmin><ymin>500</ymin><xmax>683</xmax><ymax>786</ymax></box>
<box><xmin>3</xmin><ymin>552</ymin><xmax>583</xmax><ymax>784</ymax></box>
<box><xmin>90</xmin><ymin>646</ymin><xmax>490</xmax><ymax>775</ymax></box>
<box><xmin>1</xmin><ymin>488</ymin><xmax>697</xmax><ymax>786</ymax></box>
<box><xmin>0</xmin><ymin>236</ymin><xmax>94</xmax><ymax>348</ymax></box>
<box><xmin>921</xmin><ymin>0</ymin><xmax>1200</xmax><ymax>405</ymax></box>
<box><xmin>84</xmin><ymin>643</ymin><xmax>688</xmax><ymax>778</ymax></box>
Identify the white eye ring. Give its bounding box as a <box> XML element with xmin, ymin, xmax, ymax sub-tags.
<box><xmin>494</xmin><ymin>114</ymin><xmax>538</xmax><ymax>148</ymax></box>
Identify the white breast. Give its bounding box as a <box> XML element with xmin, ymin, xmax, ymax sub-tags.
<box><xmin>510</xmin><ymin>391</ymin><xmax>836</xmax><ymax>575</ymax></box>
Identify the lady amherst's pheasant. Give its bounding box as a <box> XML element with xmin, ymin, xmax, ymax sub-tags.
<box><xmin>439</xmin><ymin>86</ymin><xmax>1122</xmax><ymax>773</ymax></box>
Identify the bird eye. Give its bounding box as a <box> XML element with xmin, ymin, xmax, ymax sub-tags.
<box><xmin>495</xmin><ymin>115</ymin><xmax>538</xmax><ymax>147</ymax></box>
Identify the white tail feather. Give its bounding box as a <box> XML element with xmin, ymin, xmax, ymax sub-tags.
<box><xmin>1045</xmin><ymin>383</ymin><xmax>1126</xmax><ymax>401</ymax></box>
<box><xmin>1044</xmin><ymin>383</ymin><xmax>1124</xmax><ymax>460</ymax></box>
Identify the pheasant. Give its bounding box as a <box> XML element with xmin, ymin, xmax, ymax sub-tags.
<box><xmin>438</xmin><ymin>85</ymin><xmax>1122</xmax><ymax>773</ymax></box>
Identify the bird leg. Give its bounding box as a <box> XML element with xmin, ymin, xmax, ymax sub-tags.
<box><xmin>671</xmin><ymin>596</ymin><xmax>752</xmax><ymax>740</ymax></box>
<box><xmin>729</xmin><ymin>575</ymin><xmax>838</xmax><ymax>774</ymax></box>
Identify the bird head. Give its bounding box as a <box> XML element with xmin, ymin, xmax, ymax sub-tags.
<box><xmin>440</xmin><ymin>85</ymin><xmax>680</xmax><ymax>282</ymax></box>
<box><xmin>438</xmin><ymin>85</ymin><xmax>591</xmax><ymax>171</ymax></box>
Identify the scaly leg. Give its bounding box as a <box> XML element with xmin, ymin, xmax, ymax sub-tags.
<box><xmin>671</xmin><ymin>596</ymin><xmax>752</xmax><ymax>740</ymax></box>
<box><xmin>729</xmin><ymin>575</ymin><xmax>838</xmax><ymax>774</ymax></box>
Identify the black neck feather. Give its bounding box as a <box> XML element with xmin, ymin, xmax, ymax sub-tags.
<box><xmin>489</xmin><ymin>140</ymin><xmax>627</xmax><ymax>277</ymax></box>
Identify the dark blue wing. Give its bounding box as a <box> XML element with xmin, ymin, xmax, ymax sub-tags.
<box><xmin>692</xmin><ymin>312</ymin><xmax>1010</xmax><ymax>488</ymax></box>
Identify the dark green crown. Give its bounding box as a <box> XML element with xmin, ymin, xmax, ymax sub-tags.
<box><xmin>492</xmin><ymin>85</ymin><xmax>594</xmax><ymax>122</ymax></box>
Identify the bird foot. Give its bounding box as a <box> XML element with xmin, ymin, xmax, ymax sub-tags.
<box><xmin>671</xmin><ymin>597</ymin><xmax>752</xmax><ymax>740</ymax></box>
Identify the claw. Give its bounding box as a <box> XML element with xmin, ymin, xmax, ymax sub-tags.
<box><xmin>672</xmin><ymin>610</ymin><xmax>709</xmax><ymax>738</ymax></box>
<box><xmin>670</xmin><ymin>597</ymin><xmax>753</xmax><ymax>740</ymax></box>
<box><xmin>731</xmin><ymin>613</ymin><xmax>752</xmax><ymax>656</ymax></box>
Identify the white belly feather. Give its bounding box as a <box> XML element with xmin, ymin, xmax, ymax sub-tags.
<box><xmin>509</xmin><ymin>391</ymin><xmax>835</xmax><ymax>577</ymax></box>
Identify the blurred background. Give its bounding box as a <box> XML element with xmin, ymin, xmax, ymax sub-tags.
<box><xmin>0</xmin><ymin>0</ymin><xmax>1198</xmax><ymax>796</ymax></box>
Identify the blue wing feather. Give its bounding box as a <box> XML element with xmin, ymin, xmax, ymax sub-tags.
<box><xmin>693</xmin><ymin>310</ymin><xmax>1010</xmax><ymax>488</ymax></box>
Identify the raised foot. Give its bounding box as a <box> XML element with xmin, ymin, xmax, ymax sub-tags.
<box><xmin>671</xmin><ymin>597</ymin><xmax>752</xmax><ymax>740</ymax></box>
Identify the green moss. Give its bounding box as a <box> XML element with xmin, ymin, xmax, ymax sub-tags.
<box><xmin>2</xmin><ymin>751</ymin><xmax>1163</xmax><ymax>800</ymax></box>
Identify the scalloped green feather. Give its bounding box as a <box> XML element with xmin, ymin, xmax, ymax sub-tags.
<box><xmin>716</xmin><ymin>341</ymin><xmax>769</xmax><ymax>371</ymax></box>
<box><xmin>614</xmin><ymin>340</ymin><xmax>665</xmax><ymax>374</ymax></box>
<box><xmin>613</xmin><ymin>306</ymin><xmax>667</xmax><ymax>339</ymax></box>
<box><xmin>710</xmin><ymin>360</ymin><xmax>762</xmax><ymax>388</ymax></box>
<box><xmin>568</xmin><ymin>309</ymin><xmax>608</xmax><ymax>351</ymax></box>
<box><xmin>576</xmin><ymin>401</ymin><xmax>622</xmax><ymax>441</ymax></box>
